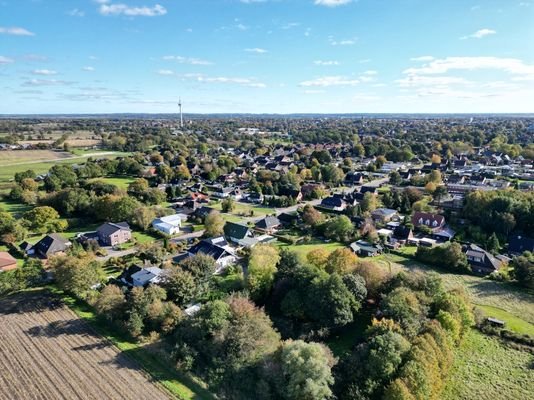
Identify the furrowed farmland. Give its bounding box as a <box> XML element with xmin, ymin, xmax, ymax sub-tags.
<box><xmin>0</xmin><ymin>292</ymin><xmax>170</xmax><ymax>400</ymax></box>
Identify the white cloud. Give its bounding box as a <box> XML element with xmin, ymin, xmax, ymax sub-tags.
<box><xmin>99</xmin><ymin>3</ymin><xmax>167</xmax><ymax>17</ymax></box>
<box><xmin>410</xmin><ymin>56</ymin><xmax>434</xmax><ymax>62</ymax></box>
<box><xmin>329</xmin><ymin>36</ymin><xmax>357</xmax><ymax>46</ymax></box>
<box><xmin>396</xmin><ymin>75</ymin><xmax>471</xmax><ymax>88</ymax></box>
<box><xmin>68</xmin><ymin>8</ymin><xmax>85</xmax><ymax>17</ymax></box>
<box><xmin>162</xmin><ymin>55</ymin><xmax>212</xmax><ymax>65</ymax></box>
<box><xmin>303</xmin><ymin>89</ymin><xmax>325</xmax><ymax>94</ymax></box>
<box><xmin>315</xmin><ymin>0</ymin><xmax>353</xmax><ymax>7</ymax></box>
<box><xmin>245</xmin><ymin>48</ymin><xmax>268</xmax><ymax>54</ymax></box>
<box><xmin>157</xmin><ymin>69</ymin><xmax>174</xmax><ymax>75</ymax></box>
<box><xmin>362</xmin><ymin>70</ymin><xmax>377</xmax><ymax>75</ymax></box>
<box><xmin>314</xmin><ymin>60</ymin><xmax>339</xmax><ymax>66</ymax></box>
<box><xmin>180</xmin><ymin>73</ymin><xmax>266</xmax><ymax>88</ymax></box>
<box><xmin>299</xmin><ymin>76</ymin><xmax>359</xmax><ymax>87</ymax></box>
<box><xmin>82</xmin><ymin>66</ymin><xmax>95</xmax><ymax>71</ymax></box>
<box><xmin>403</xmin><ymin>57</ymin><xmax>534</xmax><ymax>78</ymax></box>
<box><xmin>32</xmin><ymin>69</ymin><xmax>57</xmax><ymax>75</ymax></box>
<box><xmin>23</xmin><ymin>79</ymin><xmax>74</xmax><ymax>87</ymax></box>
<box><xmin>461</xmin><ymin>28</ymin><xmax>496</xmax><ymax>39</ymax></box>
<box><xmin>0</xmin><ymin>26</ymin><xmax>34</xmax><ymax>36</ymax></box>
<box><xmin>282</xmin><ymin>22</ymin><xmax>300</xmax><ymax>30</ymax></box>
<box><xmin>0</xmin><ymin>56</ymin><xmax>14</xmax><ymax>65</ymax></box>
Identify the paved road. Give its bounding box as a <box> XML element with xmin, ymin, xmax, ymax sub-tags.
<box><xmin>96</xmin><ymin>247</ymin><xmax>137</xmax><ymax>262</ymax></box>
<box><xmin>170</xmin><ymin>230</ymin><xmax>205</xmax><ymax>243</ymax></box>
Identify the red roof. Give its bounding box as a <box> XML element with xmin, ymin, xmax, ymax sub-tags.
<box><xmin>0</xmin><ymin>252</ymin><xmax>17</xmax><ymax>271</ymax></box>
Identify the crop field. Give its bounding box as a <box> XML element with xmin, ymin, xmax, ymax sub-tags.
<box><xmin>0</xmin><ymin>292</ymin><xmax>170</xmax><ymax>400</ymax></box>
<box><xmin>0</xmin><ymin>151</ymin><xmax>128</xmax><ymax>185</ymax></box>
<box><xmin>0</xmin><ymin>150</ymin><xmax>75</xmax><ymax>166</ymax></box>
<box><xmin>442</xmin><ymin>329</ymin><xmax>534</xmax><ymax>400</ymax></box>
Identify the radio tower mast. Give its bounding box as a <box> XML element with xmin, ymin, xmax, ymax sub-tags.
<box><xmin>178</xmin><ymin>98</ymin><xmax>184</xmax><ymax>128</ymax></box>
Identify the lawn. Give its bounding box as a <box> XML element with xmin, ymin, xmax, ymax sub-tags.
<box><xmin>442</xmin><ymin>329</ymin><xmax>534</xmax><ymax>400</ymax></box>
<box><xmin>277</xmin><ymin>240</ymin><xmax>345</xmax><ymax>263</ymax></box>
<box><xmin>133</xmin><ymin>231</ymin><xmax>160</xmax><ymax>244</ymax></box>
<box><xmin>49</xmin><ymin>287</ymin><xmax>215</xmax><ymax>400</ymax></box>
<box><xmin>476</xmin><ymin>304</ymin><xmax>534</xmax><ymax>337</ymax></box>
<box><xmin>0</xmin><ymin>197</ymin><xmax>32</xmax><ymax>215</ymax></box>
<box><xmin>375</xmin><ymin>253</ymin><xmax>534</xmax><ymax>326</ymax></box>
<box><xmin>210</xmin><ymin>201</ymin><xmax>277</xmax><ymax>218</ymax></box>
<box><xmin>88</xmin><ymin>176</ymin><xmax>136</xmax><ymax>190</ymax></box>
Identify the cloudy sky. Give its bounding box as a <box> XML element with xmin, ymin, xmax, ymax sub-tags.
<box><xmin>1</xmin><ymin>0</ymin><xmax>533</xmax><ymax>114</ymax></box>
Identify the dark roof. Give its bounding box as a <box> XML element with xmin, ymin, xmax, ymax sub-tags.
<box><xmin>464</xmin><ymin>244</ymin><xmax>502</xmax><ymax>272</ymax></box>
<box><xmin>255</xmin><ymin>216</ymin><xmax>281</xmax><ymax>230</ymax></box>
<box><xmin>224</xmin><ymin>221</ymin><xmax>251</xmax><ymax>240</ymax></box>
<box><xmin>188</xmin><ymin>240</ymin><xmax>228</xmax><ymax>260</ymax></box>
<box><xmin>321</xmin><ymin>196</ymin><xmax>345</xmax><ymax>208</ymax></box>
<box><xmin>97</xmin><ymin>222</ymin><xmax>131</xmax><ymax>237</ymax></box>
<box><xmin>278</xmin><ymin>212</ymin><xmax>299</xmax><ymax>223</ymax></box>
<box><xmin>34</xmin><ymin>234</ymin><xmax>70</xmax><ymax>257</ymax></box>
<box><xmin>508</xmin><ymin>234</ymin><xmax>534</xmax><ymax>254</ymax></box>
<box><xmin>360</xmin><ymin>186</ymin><xmax>377</xmax><ymax>194</ymax></box>
<box><xmin>393</xmin><ymin>226</ymin><xmax>412</xmax><ymax>240</ymax></box>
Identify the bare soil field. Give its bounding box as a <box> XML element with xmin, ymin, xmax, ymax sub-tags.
<box><xmin>0</xmin><ymin>292</ymin><xmax>170</xmax><ymax>400</ymax></box>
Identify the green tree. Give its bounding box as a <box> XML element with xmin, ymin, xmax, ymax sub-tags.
<box><xmin>279</xmin><ymin>340</ymin><xmax>334</xmax><ymax>400</ymax></box>
<box><xmin>51</xmin><ymin>255</ymin><xmax>104</xmax><ymax>300</ymax></box>
<box><xmin>204</xmin><ymin>210</ymin><xmax>225</xmax><ymax>237</ymax></box>
<box><xmin>94</xmin><ymin>284</ymin><xmax>126</xmax><ymax>323</ymax></box>
<box><xmin>247</xmin><ymin>244</ymin><xmax>281</xmax><ymax>301</ymax></box>
<box><xmin>23</xmin><ymin>206</ymin><xmax>67</xmax><ymax>233</ymax></box>
<box><xmin>163</xmin><ymin>268</ymin><xmax>198</xmax><ymax>307</ymax></box>
<box><xmin>325</xmin><ymin>248</ymin><xmax>358</xmax><ymax>274</ymax></box>
<box><xmin>323</xmin><ymin>215</ymin><xmax>354</xmax><ymax>242</ymax></box>
<box><xmin>512</xmin><ymin>251</ymin><xmax>534</xmax><ymax>288</ymax></box>
<box><xmin>221</xmin><ymin>197</ymin><xmax>236</xmax><ymax>213</ymax></box>
<box><xmin>361</xmin><ymin>192</ymin><xmax>378</xmax><ymax>213</ymax></box>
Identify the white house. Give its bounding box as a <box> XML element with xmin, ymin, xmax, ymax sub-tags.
<box><xmin>152</xmin><ymin>214</ymin><xmax>182</xmax><ymax>235</ymax></box>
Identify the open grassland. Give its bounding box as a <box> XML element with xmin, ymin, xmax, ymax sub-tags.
<box><xmin>442</xmin><ymin>329</ymin><xmax>534</xmax><ymax>400</ymax></box>
<box><xmin>376</xmin><ymin>253</ymin><xmax>534</xmax><ymax>327</ymax></box>
<box><xmin>0</xmin><ymin>291</ymin><xmax>171</xmax><ymax>400</ymax></box>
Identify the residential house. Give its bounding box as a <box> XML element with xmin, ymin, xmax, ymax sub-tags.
<box><xmin>97</xmin><ymin>222</ymin><xmax>132</xmax><ymax>246</ymax></box>
<box><xmin>320</xmin><ymin>196</ymin><xmax>347</xmax><ymax>211</ymax></box>
<box><xmin>411</xmin><ymin>212</ymin><xmax>445</xmax><ymax>232</ymax></box>
<box><xmin>508</xmin><ymin>234</ymin><xmax>534</xmax><ymax>255</ymax></box>
<box><xmin>255</xmin><ymin>216</ymin><xmax>281</xmax><ymax>234</ymax></box>
<box><xmin>0</xmin><ymin>252</ymin><xmax>17</xmax><ymax>271</ymax></box>
<box><xmin>432</xmin><ymin>226</ymin><xmax>456</xmax><ymax>242</ymax></box>
<box><xmin>33</xmin><ymin>234</ymin><xmax>72</xmax><ymax>259</ymax></box>
<box><xmin>463</xmin><ymin>244</ymin><xmax>503</xmax><ymax>275</ymax></box>
<box><xmin>193</xmin><ymin>206</ymin><xmax>216</xmax><ymax>221</ymax></box>
<box><xmin>393</xmin><ymin>226</ymin><xmax>413</xmax><ymax>244</ymax></box>
<box><xmin>224</xmin><ymin>221</ymin><xmax>256</xmax><ymax>246</ymax></box>
<box><xmin>345</xmin><ymin>172</ymin><xmax>365</xmax><ymax>185</ymax></box>
<box><xmin>152</xmin><ymin>214</ymin><xmax>182</xmax><ymax>235</ymax></box>
<box><xmin>186</xmin><ymin>238</ymin><xmax>237</xmax><ymax>273</ymax></box>
<box><xmin>278</xmin><ymin>212</ymin><xmax>299</xmax><ymax>227</ymax></box>
<box><xmin>371</xmin><ymin>208</ymin><xmax>398</xmax><ymax>224</ymax></box>
<box><xmin>350</xmin><ymin>240</ymin><xmax>383</xmax><ymax>257</ymax></box>
<box><xmin>118</xmin><ymin>265</ymin><xmax>166</xmax><ymax>287</ymax></box>
<box><xmin>247</xmin><ymin>192</ymin><xmax>264</xmax><ymax>204</ymax></box>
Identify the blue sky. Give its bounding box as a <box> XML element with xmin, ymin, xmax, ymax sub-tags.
<box><xmin>1</xmin><ymin>0</ymin><xmax>533</xmax><ymax>114</ymax></box>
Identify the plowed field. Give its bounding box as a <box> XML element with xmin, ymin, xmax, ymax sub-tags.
<box><xmin>0</xmin><ymin>292</ymin><xmax>170</xmax><ymax>400</ymax></box>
